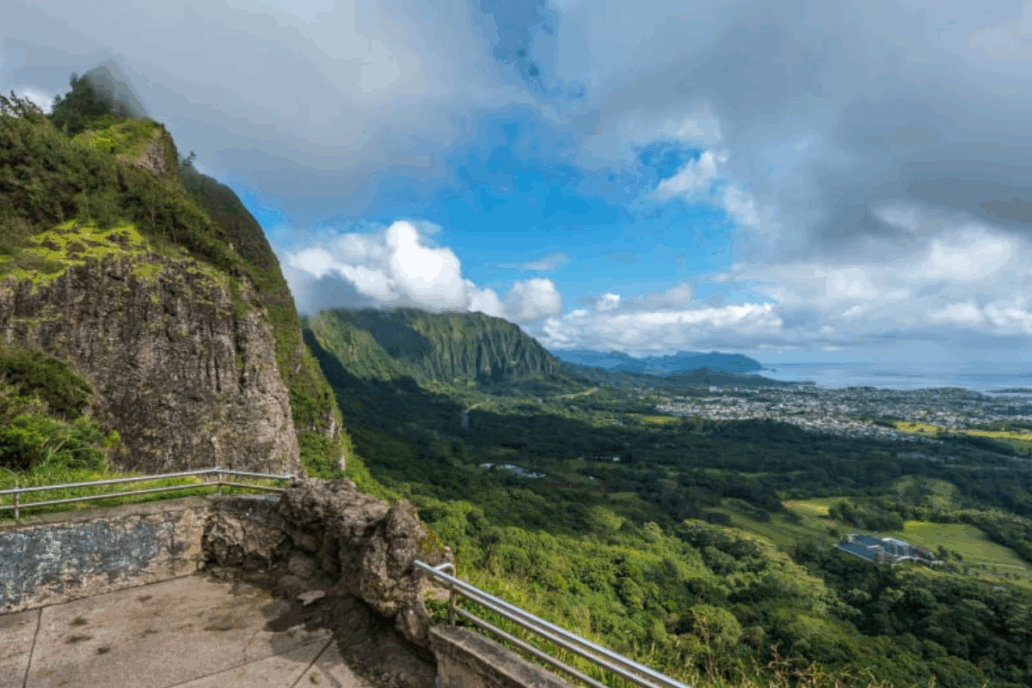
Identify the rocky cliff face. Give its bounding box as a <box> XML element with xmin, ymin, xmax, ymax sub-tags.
<box><xmin>0</xmin><ymin>221</ymin><xmax>301</xmax><ymax>476</ymax></box>
<box><xmin>202</xmin><ymin>478</ymin><xmax>453</xmax><ymax>673</ymax></box>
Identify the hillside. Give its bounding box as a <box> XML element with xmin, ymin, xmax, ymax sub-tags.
<box><xmin>305</xmin><ymin>304</ymin><xmax>1032</xmax><ymax>688</ymax></box>
<box><xmin>551</xmin><ymin>348</ymin><xmax>764</xmax><ymax>375</ymax></box>
<box><xmin>0</xmin><ymin>79</ymin><xmax>348</xmax><ymax>477</ymax></box>
<box><xmin>305</xmin><ymin>307</ymin><xmax>585</xmax><ymax>388</ymax></box>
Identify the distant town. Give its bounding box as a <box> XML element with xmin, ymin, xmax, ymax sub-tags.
<box><xmin>652</xmin><ymin>384</ymin><xmax>1032</xmax><ymax>444</ymax></box>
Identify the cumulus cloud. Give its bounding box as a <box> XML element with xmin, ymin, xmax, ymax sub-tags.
<box><xmin>504</xmin><ymin>278</ymin><xmax>564</xmax><ymax>322</ymax></box>
<box><xmin>281</xmin><ymin>220</ymin><xmax>562</xmax><ymax>324</ymax></box>
<box><xmin>537</xmin><ymin>300</ymin><xmax>782</xmax><ymax>353</ymax></box>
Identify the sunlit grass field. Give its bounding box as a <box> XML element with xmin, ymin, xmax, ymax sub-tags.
<box><xmin>776</xmin><ymin>497</ymin><xmax>1029</xmax><ymax>569</ymax></box>
<box><xmin>894</xmin><ymin>521</ymin><xmax>1029</xmax><ymax>569</ymax></box>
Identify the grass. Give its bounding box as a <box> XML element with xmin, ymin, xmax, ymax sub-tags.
<box><xmin>891</xmin><ymin>421</ymin><xmax>1032</xmax><ymax>454</ymax></box>
<box><xmin>72</xmin><ymin>119</ymin><xmax>161</xmax><ymax>160</ymax></box>
<box><xmin>964</xmin><ymin>429</ymin><xmax>1032</xmax><ymax>454</ymax></box>
<box><xmin>892</xmin><ymin>521</ymin><xmax>1028</xmax><ymax>569</ymax></box>
<box><xmin>630</xmin><ymin>414</ymin><xmax>682</xmax><ymax>425</ymax></box>
<box><xmin>893</xmin><ymin>421</ymin><xmax>940</xmax><ymax>435</ymax></box>
<box><xmin>776</xmin><ymin>498</ymin><xmax>1032</xmax><ymax>588</ymax></box>
<box><xmin>717</xmin><ymin>505</ymin><xmax>834</xmax><ymax>549</ymax></box>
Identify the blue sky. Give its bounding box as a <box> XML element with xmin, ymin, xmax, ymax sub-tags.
<box><xmin>6</xmin><ymin>0</ymin><xmax>1032</xmax><ymax>365</ymax></box>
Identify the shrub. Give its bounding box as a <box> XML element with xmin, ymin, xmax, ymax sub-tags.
<box><xmin>0</xmin><ymin>347</ymin><xmax>93</xmax><ymax>421</ymax></box>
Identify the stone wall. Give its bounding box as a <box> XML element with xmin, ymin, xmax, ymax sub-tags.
<box><xmin>0</xmin><ymin>481</ymin><xmax>576</xmax><ymax>688</ymax></box>
<box><xmin>0</xmin><ymin>495</ymin><xmax>212</xmax><ymax>614</ymax></box>
<box><xmin>0</xmin><ymin>480</ymin><xmax>454</xmax><ymax>648</ymax></box>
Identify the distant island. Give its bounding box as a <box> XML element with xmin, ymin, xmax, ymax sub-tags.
<box><xmin>550</xmin><ymin>348</ymin><xmax>763</xmax><ymax>375</ymax></box>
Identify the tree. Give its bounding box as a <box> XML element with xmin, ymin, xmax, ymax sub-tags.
<box><xmin>49</xmin><ymin>73</ymin><xmax>122</xmax><ymax>135</ymax></box>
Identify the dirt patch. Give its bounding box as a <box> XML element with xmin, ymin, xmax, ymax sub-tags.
<box><xmin>70</xmin><ymin>616</ymin><xmax>88</xmax><ymax>626</ymax></box>
<box><xmin>66</xmin><ymin>634</ymin><xmax>92</xmax><ymax>644</ymax></box>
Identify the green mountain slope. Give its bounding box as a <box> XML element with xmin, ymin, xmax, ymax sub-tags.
<box><xmin>306</xmin><ymin>307</ymin><xmax>576</xmax><ymax>386</ymax></box>
<box><xmin>0</xmin><ymin>83</ymin><xmax>349</xmax><ymax>477</ymax></box>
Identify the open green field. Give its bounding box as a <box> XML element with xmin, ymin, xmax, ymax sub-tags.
<box><xmin>894</xmin><ymin>421</ymin><xmax>940</xmax><ymax>435</ymax></box>
<box><xmin>893</xmin><ymin>521</ymin><xmax>1029</xmax><ymax>569</ymax></box>
<box><xmin>781</xmin><ymin>497</ymin><xmax>844</xmax><ymax>517</ymax></box>
<box><xmin>629</xmin><ymin>413</ymin><xmax>681</xmax><ymax>425</ymax></box>
<box><xmin>891</xmin><ymin>421</ymin><xmax>1032</xmax><ymax>454</ymax></box>
<box><xmin>776</xmin><ymin>499</ymin><xmax>1029</xmax><ymax>571</ymax></box>
<box><xmin>718</xmin><ymin>499</ymin><xmax>837</xmax><ymax>548</ymax></box>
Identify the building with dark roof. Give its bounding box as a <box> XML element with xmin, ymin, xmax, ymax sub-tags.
<box><xmin>835</xmin><ymin>533</ymin><xmax>943</xmax><ymax>567</ymax></box>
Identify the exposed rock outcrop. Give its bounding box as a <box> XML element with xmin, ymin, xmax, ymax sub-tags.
<box><xmin>202</xmin><ymin>479</ymin><xmax>453</xmax><ymax>651</ymax></box>
<box><xmin>0</xmin><ymin>243</ymin><xmax>301</xmax><ymax>476</ymax></box>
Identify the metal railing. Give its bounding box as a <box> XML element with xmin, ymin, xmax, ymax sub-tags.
<box><xmin>415</xmin><ymin>560</ymin><xmax>693</xmax><ymax>688</ymax></box>
<box><xmin>0</xmin><ymin>467</ymin><xmax>296</xmax><ymax>520</ymax></box>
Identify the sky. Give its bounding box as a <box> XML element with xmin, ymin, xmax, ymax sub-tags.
<box><xmin>4</xmin><ymin>0</ymin><xmax>1032</xmax><ymax>365</ymax></box>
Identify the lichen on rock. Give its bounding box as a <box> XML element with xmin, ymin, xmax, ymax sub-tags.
<box><xmin>0</xmin><ymin>226</ymin><xmax>302</xmax><ymax>477</ymax></box>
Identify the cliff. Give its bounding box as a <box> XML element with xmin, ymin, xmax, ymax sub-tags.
<box><xmin>0</xmin><ymin>88</ymin><xmax>347</xmax><ymax>477</ymax></box>
<box><xmin>0</xmin><ymin>222</ymin><xmax>299</xmax><ymax>474</ymax></box>
<box><xmin>306</xmin><ymin>307</ymin><xmax>567</xmax><ymax>385</ymax></box>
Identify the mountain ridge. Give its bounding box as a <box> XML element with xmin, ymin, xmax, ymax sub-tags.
<box><xmin>305</xmin><ymin>307</ymin><xmax>580</xmax><ymax>387</ymax></box>
<box><xmin>551</xmin><ymin>348</ymin><xmax>763</xmax><ymax>375</ymax></box>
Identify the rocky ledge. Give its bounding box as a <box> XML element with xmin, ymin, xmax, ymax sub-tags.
<box><xmin>202</xmin><ymin>479</ymin><xmax>453</xmax><ymax>662</ymax></box>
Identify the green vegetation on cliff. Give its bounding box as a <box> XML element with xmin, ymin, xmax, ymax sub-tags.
<box><xmin>308</xmin><ymin>307</ymin><xmax>578</xmax><ymax>387</ymax></box>
<box><xmin>0</xmin><ymin>83</ymin><xmax>349</xmax><ymax>478</ymax></box>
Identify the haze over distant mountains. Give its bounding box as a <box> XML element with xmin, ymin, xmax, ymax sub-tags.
<box><xmin>549</xmin><ymin>349</ymin><xmax>764</xmax><ymax>376</ymax></box>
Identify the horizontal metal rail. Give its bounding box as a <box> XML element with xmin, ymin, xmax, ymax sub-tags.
<box><xmin>0</xmin><ymin>467</ymin><xmax>295</xmax><ymax>519</ymax></box>
<box><xmin>415</xmin><ymin>560</ymin><xmax>692</xmax><ymax>688</ymax></box>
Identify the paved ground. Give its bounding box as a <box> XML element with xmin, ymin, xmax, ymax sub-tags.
<box><xmin>0</xmin><ymin>574</ymin><xmax>374</xmax><ymax>688</ymax></box>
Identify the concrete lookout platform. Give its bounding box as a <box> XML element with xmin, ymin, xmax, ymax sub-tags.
<box><xmin>1</xmin><ymin>572</ymin><xmax>369</xmax><ymax>688</ymax></box>
<box><xmin>0</xmin><ymin>482</ymin><xmax>589</xmax><ymax>688</ymax></box>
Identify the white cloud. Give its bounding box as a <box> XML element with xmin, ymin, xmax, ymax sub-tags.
<box><xmin>930</xmin><ymin>302</ymin><xmax>985</xmax><ymax>326</ymax></box>
<box><xmin>654</xmin><ymin>150</ymin><xmax>725</xmax><ymax>201</ymax></box>
<box><xmin>537</xmin><ymin>302</ymin><xmax>782</xmax><ymax>353</ymax></box>
<box><xmin>693</xmin><ymin>212</ymin><xmax>1032</xmax><ymax>354</ymax></box>
<box><xmin>970</xmin><ymin>2</ymin><xmax>1032</xmax><ymax>60</ymax></box>
<box><xmin>281</xmin><ymin>221</ymin><xmax>563</xmax><ymax>325</ymax></box>
<box><xmin>504</xmin><ymin>278</ymin><xmax>564</xmax><ymax>323</ymax></box>
<box><xmin>467</xmin><ymin>283</ymin><xmax>504</xmax><ymax>318</ymax></box>
<box><xmin>910</xmin><ymin>230</ymin><xmax>1013</xmax><ymax>283</ymax></box>
<box><xmin>496</xmin><ymin>252</ymin><xmax>570</xmax><ymax>272</ymax></box>
<box><xmin>10</xmin><ymin>85</ymin><xmax>55</xmax><ymax>113</ymax></box>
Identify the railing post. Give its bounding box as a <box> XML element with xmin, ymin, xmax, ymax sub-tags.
<box><xmin>217</xmin><ymin>469</ymin><xmax>223</xmax><ymax>496</ymax></box>
<box><xmin>449</xmin><ymin>586</ymin><xmax>457</xmax><ymax>626</ymax></box>
<box><xmin>13</xmin><ymin>480</ymin><xmax>19</xmax><ymax>520</ymax></box>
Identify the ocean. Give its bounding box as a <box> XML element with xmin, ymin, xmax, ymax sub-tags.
<box><xmin>757</xmin><ymin>361</ymin><xmax>1032</xmax><ymax>395</ymax></box>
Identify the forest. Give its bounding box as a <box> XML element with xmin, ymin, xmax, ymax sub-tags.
<box><xmin>303</xmin><ymin>315</ymin><xmax>1032</xmax><ymax>688</ymax></box>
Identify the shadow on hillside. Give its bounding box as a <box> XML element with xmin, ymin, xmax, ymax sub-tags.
<box><xmin>334</xmin><ymin>309</ymin><xmax>435</xmax><ymax>365</ymax></box>
<box><xmin>302</xmin><ymin>327</ymin><xmax>462</xmax><ymax>431</ymax></box>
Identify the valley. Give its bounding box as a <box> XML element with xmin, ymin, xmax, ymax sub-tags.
<box><xmin>2</xmin><ymin>82</ymin><xmax>1031</xmax><ymax>688</ymax></box>
<box><xmin>301</xmin><ymin>307</ymin><xmax>1032</xmax><ymax>688</ymax></box>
